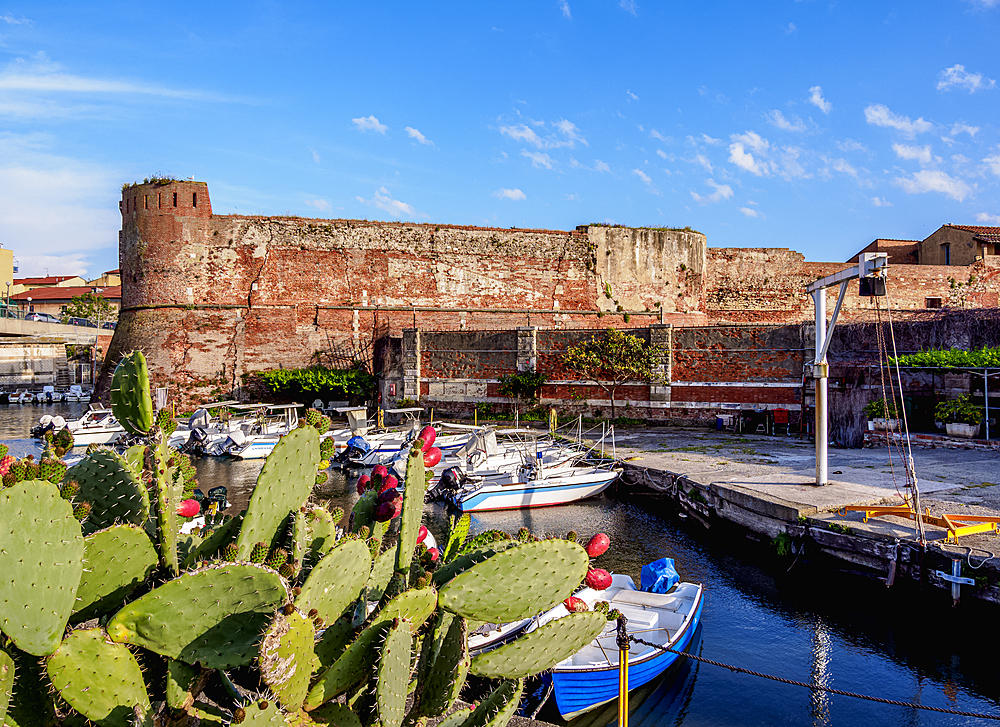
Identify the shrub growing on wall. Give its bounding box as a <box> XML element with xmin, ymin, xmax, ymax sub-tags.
<box><xmin>245</xmin><ymin>365</ymin><xmax>374</xmax><ymax>404</ymax></box>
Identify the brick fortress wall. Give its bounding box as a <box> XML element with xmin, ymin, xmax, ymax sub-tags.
<box><xmin>98</xmin><ymin>179</ymin><xmax>1000</xmax><ymax>413</ymax></box>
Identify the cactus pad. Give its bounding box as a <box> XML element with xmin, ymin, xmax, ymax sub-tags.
<box><xmin>438</xmin><ymin>540</ymin><xmax>588</xmax><ymax>622</ymax></box>
<box><xmin>366</xmin><ymin>548</ymin><xmax>396</xmax><ymax>603</ymax></box>
<box><xmin>234</xmin><ymin>698</ymin><xmax>284</xmax><ymax>727</ymax></box>
<box><xmin>148</xmin><ymin>441</ymin><xmax>180</xmax><ymax>575</ymax></box>
<box><xmin>431</xmin><ymin>542</ymin><xmax>515</xmax><ymax>587</ymax></box>
<box><xmin>443</xmin><ymin>513</ymin><xmax>471</xmax><ymax>562</ymax></box>
<box><xmin>106</xmin><ymin>563</ymin><xmax>287</xmax><ymax>668</ymax></box>
<box><xmin>45</xmin><ymin>628</ymin><xmax>151</xmax><ymax>727</ymax></box>
<box><xmin>305</xmin><ymin>505</ymin><xmax>340</xmax><ymax>563</ymax></box>
<box><xmin>375</xmin><ymin>618</ymin><xmax>412</xmax><ymax>727</ymax></box>
<box><xmin>314</xmin><ymin>617</ymin><xmax>356</xmax><ymax>670</ymax></box>
<box><xmin>469</xmin><ymin>611</ymin><xmax>607</xmax><ymax>678</ymax></box>
<box><xmin>259</xmin><ymin>610</ymin><xmax>318</xmax><ymax>709</ymax></box>
<box><xmin>298</xmin><ymin>539</ymin><xmax>371</xmax><ymax>623</ymax></box>
<box><xmin>0</xmin><ymin>481</ymin><xmax>84</xmax><ymax>656</ymax></box>
<box><xmin>394</xmin><ymin>446</ymin><xmax>426</xmax><ymax>576</ymax></box>
<box><xmin>110</xmin><ymin>350</ymin><xmax>154</xmax><ymax>436</ymax></box>
<box><xmin>166</xmin><ymin>659</ymin><xmax>202</xmax><ymax>711</ymax></box>
<box><xmin>73</xmin><ymin>524</ymin><xmax>158</xmax><ymax>623</ymax></box>
<box><xmin>417</xmin><ymin>614</ymin><xmax>469</xmax><ymax>717</ymax></box>
<box><xmin>0</xmin><ymin>646</ymin><xmax>13</xmax><ymax>727</ymax></box>
<box><xmin>308</xmin><ymin>703</ymin><xmax>363</xmax><ymax>727</ymax></box>
<box><xmin>457</xmin><ymin>679</ymin><xmax>523</xmax><ymax>727</ymax></box>
<box><xmin>182</xmin><ymin>513</ymin><xmax>243</xmax><ymax>569</ymax></box>
<box><xmin>67</xmin><ymin>449</ymin><xmax>149</xmax><ymax>534</ymax></box>
<box><xmin>235</xmin><ymin>426</ymin><xmax>319</xmax><ymax>560</ymax></box>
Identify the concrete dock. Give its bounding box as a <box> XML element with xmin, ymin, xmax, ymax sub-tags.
<box><xmin>609</xmin><ymin>426</ymin><xmax>1000</xmax><ymax>605</ymax></box>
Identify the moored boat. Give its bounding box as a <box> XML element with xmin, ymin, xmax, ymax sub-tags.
<box><xmin>439</xmin><ymin>462</ymin><xmax>620</xmax><ymax>512</ymax></box>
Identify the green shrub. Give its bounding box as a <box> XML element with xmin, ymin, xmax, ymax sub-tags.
<box><xmin>863</xmin><ymin>397</ymin><xmax>899</xmax><ymax>419</ymax></box>
<box><xmin>246</xmin><ymin>366</ymin><xmax>374</xmax><ymax>403</ymax></box>
<box><xmin>934</xmin><ymin>395</ymin><xmax>982</xmax><ymax>425</ymax></box>
<box><xmin>891</xmin><ymin>346</ymin><xmax>1000</xmax><ymax>368</ymax></box>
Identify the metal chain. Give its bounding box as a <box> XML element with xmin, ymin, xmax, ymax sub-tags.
<box><xmin>626</xmin><ymin>634</ymin><xmax>1000</xmax><ymax>721</ymax></box>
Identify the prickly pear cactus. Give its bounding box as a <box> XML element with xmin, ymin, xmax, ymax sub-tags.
<box><xmin>0</xmin><ymin>481</ymin><xmax>84</xmax><ymax>656</ymax></box>
<box><xmin>415</xmin><ymin>613</ymin><xmax>469</xmax><ymax>718</ymax></box>
<box><xmin>72</xmin><ymin>524</ymin><xmax>159</xmax><ymax>623</ymax></box>
<box><xmin>109</xmin><ymin>350</ymin><xmax>154</xmax><ymax>436</ymax></box>
<box><xmin>67</xmin><ymin>449</ymin><xmax>149</xmax><ymax>533</ymax></box>
<box><xmin>0</xmin><ymin>646</ymin><xmax>13</xmax><ymax>727</ymax></box>
<box><xmin>443</xmin><ymin>513</ymin><xmax>471</xmax><ymax>562</ymax></box>
<box><xmin>45</xmin><ymin>628</ymin><xmax>151</xmax><ymax>727</ymax></box>
<box><xmin>469</xmin><ymin>611</ymin><xmax>607</xmax><ymax>678</ymax></box>
<box><xmin>259</xmin><ymin>610</ymin><xmax>318</xmax><ymax>709</ymax></box>
<box><xmin>182</xmin><ymin>513</ymin><xmax>243</xmax><ymax>569</ymax></box>
<box><xmin>166</xmin><ymin>659</ymin><xmax>202</xmax><ymax>711</ymax></box>
<box><xmin>297</xmin><ymin>539</ymin><xmax>371</xmax><ymax>623</ymax></box>
<box><xmin>233</xmin><ymin>698</ymin><xmax>284</xmax><ymax>727</ymax></box>
<box><xmin>106</xmin><ymin>563</ymin><xmax>287</xmax><ymax>668</ymax></box>
<box><xmin>458</xmin><ymin>679</ymin><xmax>524</xmax><ymax>727</ymax></box>
<box><xmin>305</xmin><ymin>505</ymin><xmax>340</xmax><ymax>564</ymax></box>
<box><xmin>395</xmin><ymin>445</ymin><xmax>427</xmax><ymax>577</ymax></box>
<box><xmin>366</xmin><ymin>548</ymin><xmax>396</xmax><ymax>603</ymax></box>
<box><xmin>438</xmin><ymin>540</ymin><xmax>588</xmax><ymax>622</ymax></box>
<box><xmin>235</xmin><ymin>426</ymin><xmax>319</xmax><ymax>560</ymax></box>
<box><xmin>146</xmin><ymin>441</ymin><xmax>180</xmax><ymax>575</ymax></box>
<box><xmin>375</xmin><ymin>618</ymin><xmax>412</xmax><ymax>727</ymax></box>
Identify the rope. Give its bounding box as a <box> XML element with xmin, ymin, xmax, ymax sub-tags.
<box><xmin>626</xmin><ymin>634</ymin><xmax>1000</xmax><ymax>720</ymax></box>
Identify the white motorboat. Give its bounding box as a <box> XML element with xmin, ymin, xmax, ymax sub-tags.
<box><xmin>439</xmin><ymin>461</ymin><xmax>620</xmax><ymax>512</ymax></box>
<box><xmin>32</xmin><ymin>405</ymin><xmax>125</xmax><ymax>446</ymax></box>
<box><xmin>168</xmin><ymin>401</ymin><xmax>243</xmax><ymax>452</ymax></box>
<box><xmin>217</xmin><ymin>403</ymin><xmax>302</xmax><ymax>459</ymax></box>
<box><xmin>36</xmin><ymin>385</ymin><xmax>64</xmax><ymax>403</ymax></box>
<box><xmin>64</xmin><ymin>384</ymin><xmax>91</xmax><ymax>402</ymax></box>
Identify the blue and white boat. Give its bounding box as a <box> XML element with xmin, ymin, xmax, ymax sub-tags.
<box><xmin>442</xmin><ymin>462</ymin><xmax>619</xmax><ymax>512</ymax></box>
<box><xmin>536</xmin><ymin>569</ymin><xmax>704</xmax><ymax>719</ymax></box>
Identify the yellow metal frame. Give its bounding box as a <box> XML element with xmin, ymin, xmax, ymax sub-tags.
<box><xmin>618</xmin><ymin>642</ymin><xmax>629</xmax><ymax>727</ymax></box>
<box><xmin>844</xmin><ymin>504</ymin><xmax>1000</xmax><ymax>543</ymax></box>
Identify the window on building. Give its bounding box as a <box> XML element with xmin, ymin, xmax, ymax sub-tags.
<box><xmin>942</xmin><ymin>243</ymin><xmax>951</xmax><ymax>265</ymax></box>
<box><xmin>193</xmin><ymin>192</ymin><xmax>197</xmax><ymax>207</ymax></box>
<box><xmin>173</xmin><ymin>192</ymin><xmax>178</xmax><ymax>207</ymax></box>
<box><xmin>926</xmin><ymin>297</ymin><xmax>942</xmax><ymax>309</ymax></box>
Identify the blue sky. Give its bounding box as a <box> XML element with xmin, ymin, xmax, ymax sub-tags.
<box><xmin>1</xmin><ymin>1</ymin><xmax>999</xmax><ymax>279</ymax></box>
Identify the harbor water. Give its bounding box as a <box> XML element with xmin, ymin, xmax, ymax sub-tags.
<box><xmin>6</xmin><ymin>404</ymin><xmax>1000</xmax><ymax>726</ymax></box>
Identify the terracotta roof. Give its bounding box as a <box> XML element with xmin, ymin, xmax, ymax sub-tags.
<box><xmin>11</xmin><ymin>285</ymin><xmax>121</xmax><ymax>301</ymax></box>
<box><xmin>13</xmin><ymin>275</ymin><xmax>84</xmax><ymax>286</ymax></box>
<box><xmin>946</xmin><ymin>225</ymin><xmax>1000</xmax><ymax>243</ymax></box>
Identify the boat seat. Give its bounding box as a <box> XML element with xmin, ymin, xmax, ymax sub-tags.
<box><xmin>611</xmin><ymin>589</ymin><xmax>683</xmax><ymax>611</ymax></box>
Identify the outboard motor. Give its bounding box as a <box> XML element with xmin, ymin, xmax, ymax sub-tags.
<box><xmin>336</xmin><ymin>435</ymin><xmax>372</xmax><ymax>467</ymax></box>
<box><xmin>30</xmin><ymin>414</ymin><xmax>56</xmax><ymax>439</ymax></box>
<box><xmin>183</xmin><ymin>427</ymin><xmax>210</xmax><ymax>456</ymax></box>
<box><xmin>428</xmin><ymin>466</ymin><xmax>466</xmax><ymax>501</ymax></box>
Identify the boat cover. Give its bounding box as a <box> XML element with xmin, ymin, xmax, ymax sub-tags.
<box><xmin>347</xmin><ymin>435</ymin><xmax>372</xmax><ymax>454</ymax></box>
<box><xmin>640</xmin><ymin>557</ymin><xmax>679</xmax><ymax>593</ymax></box>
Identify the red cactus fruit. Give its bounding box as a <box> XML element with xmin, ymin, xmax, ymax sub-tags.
<box><xmin>356</xmin><ymin>474</ymin><xmax>371</xmax><ymax>495</ymax></box>
<box><xmin>377</xmin><ymin>488</ymin><xmax>401</xmax><ymax>505</ymax></box>
<box><xmin>417</xmin><ymin>525</ymin><xmax>429</xmax><ymax>544</ymax></box>
<box><xmin>372</xmin><ymin>464</ymin><xmax>388</xmax><ymax>477</ymax></box>
<box><xmin>393</xmin><ymin>499</ymin><xmax>403</xmax><ymax>518</ymax></box>
<box><xmin>585</xmin><ymin>533</ymin><xmax>610</xmax><ymax>558</ymax></box>
<box><xmin>379</xmin><ymin>474</ymin><xmax>399</xmax><ymax>493</ymax></box>
<box><xmin>585</xmin><ymin>568</ymin><xmax>612</xmax><ymax>590</ymax></box>
<box><xmin>423</xmin><ymin>447</ymin><xmax>442</xmax><ymax>468</ymax></box>
<box><xmin>374</xmin><ymin>501</ymin><xmax>396</xmax><ymax>522</ymax></box>
<box><xmin>563</xmin><ymin>596</ymin><xmax>589</xmax><ymax>612</ymax></box>
<box><xmin>418</xmin><ymin>426</ymin><xmax>437</xmax><ymax>452</ymax></box>
<box><xmin>177</xmin><ymin>499</ymin><xmax>201</xmax><ymax>518</ymax></box>
<box><xmin>426</xmin><ymin>547</ymin><xmax>439</xmax><ymax>562</ymax></box>
<box><xmin>0</xmin><ymin>455</ymin><xmax>13</xmax><ymax>476</ymax></box>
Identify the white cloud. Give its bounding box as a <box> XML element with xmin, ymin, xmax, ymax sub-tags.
<box><xmin>0</xmin><ymin>67</ymin><xmax>218</xmax><ymax>103</ymax></box>
<box><xmin>832</xmin><ymin>158</ymin><xmax>858</xmax><ymax>177</ymax></box>
<box><xmin>501</xmin><ymin>124</ymin><xmax>544</xmax><ymax>147</ymax></box>
<box><xmin>626</xmin><ymin>89</ymin><xmax>639</xmax><ymax>100</ymax></box>
<box><xmin>633</xmin><ymin>168</ymin><xmax>653</xmax><ymax>184</ymax></box>
<box><xmin>2</xmin><ymin>13</ymin><xmax>32</xmax><ymax>24</ymax></box>
<box><xmin>305</xmin><ymin>199</ymin><xmax>331</xmax><ymax>212</ymax></box>
<box><xmin>937</xmin><ymin>64</ymin><xmax>996</xmax><ymax>93</ymax></box>
<box><xmin>352</xmin><ymin>115</ymin><xmax>388</xmax><ymax>134</ymax></box>
<box><xmin>864</xmin><ymin>104</ymin><xmax>932</xmax><ymax>138</ymax></box>
<box><xmin>656</xmin><ymin>149</ymin><xmax>668</xmax><ymax>159</ymax></box>
<box><xmin>559</xmin><ymin>0</ymin><xmax>571</xmax><ymax>18</ymax></box>
<box><xmin>693</xmin><ymin>153</ymin><xmax>713</xmax><ymax>172</ymax></box>
<box><xmin>975</xmin><ymin>212</ymin><xmax>1000</xmax><ymax>224</ymax></box>
<box><xmin>593</xmin><ymin>160</ymin><xmax>611</xmax><ymax>173</ymax></box>
<box><xmin>493</xmin><ymin>188</ymin><xmax>526</xmax><ymax>201</ymax></box>
<box><xmin>521</xmin><ymin>150</ymin><xmax>554</xmax><ymax>169</ymax></box>
<box><xmin>766</xmin><ymin>109</ymin><xmax>806</xmax><ymax>132</ymax></box>
<box><xmin>355</xmin><ymin>187</ymin><xmax>416</xmax><ymax>217</ymax></box>
<box><xmin>310</xmin><ymin>148</ymin><xmax>320</xmax><ymax>163</ymax></box>
<box><xmin>620</xmin><ymin>0</ymin><xmax>638</xmax><ymax>14</ymax></box>
<box><xmin>984</xmin><ymin>149</ymin><xmax>1000</xmax><ymax>177</ymax></box>
<box><xmin>553</xmin><ymin>119</ymin><xmax>588</xmax><ymax>147</ymax></box>
<box><xmin>837</xmin><ymin>138</ymin><xmax>867</xmax><ymax>153</ymax></box>
<box><xmin>951</xmin><ymin>123</ymin><xmax>980</xmax><ymax>138</ymax></box>
<box><xmin>729</xmin><ymin>143</ymin><xmax>768</xmax><ymax>176</ymax></box>
<box><xmin>691</xmin><ymin>179</ymin><xmax>733</xmax><ymax>205</ymax></box>
<box><xmin>739</xmin><ymin>207</ymin><xmax>761</xmax><ymax>218</ymax></box>
<box><xmin>894</xmin><ymin>170</ymin><xmax>972</xmax><ymax>201</ymax></box>
<box><xmin>871</xmin><ymin>197</ymin><xmax>892</xmax><ymax>207</ymax></box>
<box><xmin>650</xmin><ymin>129</ymin><xmax>670</xmax><ymax>143</ymax></box>
<box><xmin>732</xmin><ymin>130</ymin><xmax>769</xmax><ymax>154</ymax></box>
<box><xmin>774</xmin><ymin>145</ymin><xmax>808</xmax><ymax>180</ymax></box>
<box><xmin>892</xmin><ymin>143</ymin><xmax>936</xmax><ymax>165</ymax></box>
<box><xmin>405</xmin><ymin>126</ymin><xmax>434</xmax><ymax>146</ymax></box>
<box><xmin>701</xmin><ymin>133</ymin><xmax>723</xmax><ymax>146</ymax></box>
<box><xmin>808</xmin><ymin>86</ymin><xmax>832</xmax><ymax>114</ymax></box>
<box><xmin>785</xmin><ymin>23</ymin><xmax>797</xmax><ymax>34</ymax></box>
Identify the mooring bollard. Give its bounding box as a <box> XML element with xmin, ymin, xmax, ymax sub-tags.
<box><xmin>617</xmin><ymin>613</ymin><xmax>629</xmax><ymax>727</ymax></box>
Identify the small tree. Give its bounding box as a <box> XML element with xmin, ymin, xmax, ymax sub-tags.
<box><xmin>61</xmin><ymin>291</ymin><xmax>117</xmax><ymax>325</ymax></box>
<box><xmin>563</xmin><ymin>328</ymin><xmax>661</xmax><ymax>419</ymax></box>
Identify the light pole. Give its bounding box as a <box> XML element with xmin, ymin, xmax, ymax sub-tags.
<box><xmin>26</xmin><ymin>296</ymin><xmax>32</xmax><ymax>318</ymax></box>
<box><xmin>4</xmin><ymin>281</ymin><xmax>10</xmax><ymax>318</ymax></box>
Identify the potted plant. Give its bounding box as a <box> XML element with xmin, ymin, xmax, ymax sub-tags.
<box><xmin>935</xmin><ymin>395</ymin><xmax>982</xmax><ymax>438</ymax></box>
<box><xmin>863</xmin><ymin>397</ymin><xmax>900</xmax><ymax>431</ymax></box>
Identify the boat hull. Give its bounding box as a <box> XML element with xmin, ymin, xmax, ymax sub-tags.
<box><xmin>551</xmin><ymin>586</ymin><xmax>704</xmax><ymax>719</ymax></box>
<box><xmin>452</xmin><ymin>470</ymin><xmax>618</xmax><ymax>512</ymax></box>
